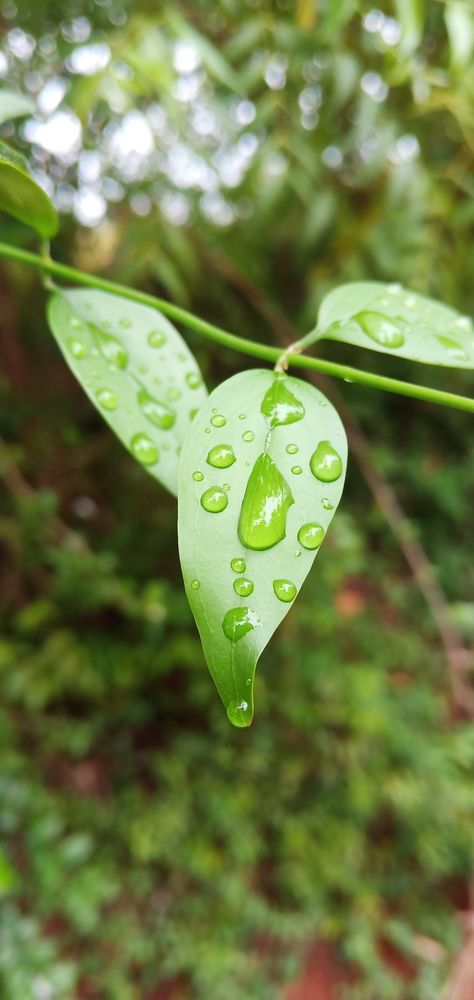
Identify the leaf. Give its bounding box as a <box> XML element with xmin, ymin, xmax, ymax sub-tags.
<box><xmin>47</xmin><ymin>288</ymin><xmax>208</xmax><ymax>497</ymax></box>
<box><xmin>318</xmin><ymin>281</ymin><xmax>474</xmax><ymax>368</ymax></box>
<box><xmin>178</xmin><ymin>370</ymin><xmax>347</xmax><ymax>727</ymax></box>
<box><xmin>0</xmin><ymin>139</ymin><xmax>58</xmax><ymax>238</ymax></box>
<box><xmin>0</xmin><ymin>89</ymin><xmax>34</xmax><ymax>125</ymax></box>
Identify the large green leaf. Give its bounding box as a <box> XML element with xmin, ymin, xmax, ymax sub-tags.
<box><xmin>0</xmin><ymin>140</ymin><xmax>58</xmax><ymax>238</ymax></box>
<box><xmin>0</xmin><ymin>89</ymin><xmax>34</xmax><ymax>125</ymax></box>
<box><xmin>47</xmin><ymin>289</ymin><xmax>207</xmax><ymax>497</ymax></box>
<box><xmin>318</xmin><ymin>281</ymin><xmax>474</xmax><ymax>367</ymax></box>
<box><xmin>178</xmin><ymin>370</ymin><xmax>347</xmax><ymax>727</ymax></box>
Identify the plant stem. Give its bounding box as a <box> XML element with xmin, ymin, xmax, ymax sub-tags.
<box><xmin>1</xmin><ymin>240</ymin><xmax>473</xmax><ymax>414</ymax></box>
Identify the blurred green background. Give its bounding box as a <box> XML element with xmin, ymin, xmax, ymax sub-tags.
<box><xmin>1</xmin><ymin>2</ymin><xmax>474</xmax><ymax>998</ymax></box>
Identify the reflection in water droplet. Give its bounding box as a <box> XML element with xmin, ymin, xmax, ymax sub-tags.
<box><xmin>242</xmin><ymin>431</ymin><xmax>255</xmax><ymax>442</ymax></box>
<box><xmin>273</xmin><ymin>579</ymin><xmax>297</xmax><ymax>602</ymax></box>
<box><xmin>148</xmin><ymin>330</ymin><xmax>166</xmax><ymax>348</ymax></box>
<box><xmin>68</xmin><ymin>339</ymin><xmax>88</xmax><ymax>359</ymax></box>
<box><xmin>131</xmin><ymin>433</ymin><xmax>159</xmax><ymax>466</ymax></box>
<box><xmin>193</xmin><ymin>471</ymin><xmax>204</xmax><ymax>481</ymax></box>
<box><xmin>233</xmin><ymin>577</ymin><xmax>254</xmax><ymax>597</ymax></box>
<box><xmin>261</xmin><ymin>377</ymin><xmax>305</xmax><ymax>427</ymax></box>
<box><xmin>211</xmin><ymin>414</ymin><xmax>226</xmax><ymax>427</ymax></box>
<box><xmin>191</xmin><ymin>580</ymin><xmax>200</xmax><ymax>590</ymax></box>
<box><xmin>200</xmin><ymin>487</ymin><xmax>228</xmax><ymax>513</ymax></box>
<box><xmin>286</xmin><ymin>443</ymin><xmax>298</xmax><ymax>455</ymax></box>
<box><xmin>321</xmin><ymin>497</ymin><xmax>334</xmax><ymax>510</ymax></box>
<box><xmin>186</xmin><ymin>372</ymin><xmax>202</xmax><ymax>390</ymax></box>
<box><xmin>298</xmin><ymin>522</ymin><xmax>325</xmax><ymax>549</ymax></box>
<box><xmin>96</xmin><ymin>388</ymin><xmax>118</xmax><ymax>411</ymax></box>
<box><xmin>231</xmin><ymin>558</ymin><xmax>246</xmax><ymax>573</ymax></box>
<box><xmin>227</xmin><ymin>699</ymin><xmax>252</xmax><ymax>727</ymax></box>
<box><xmin>138</xmin><ymin>388</ymin><xmax>176</xmax><ymax>430</ymax></box>
<box><xmin>96</xmin><ymin>330</ymin><xmax>128</xmax><ymax>368</ymax></box>
<box><xmin>206</xmin><ymin>444</ymin><xmax>236</xmax><ymax>469</ymax></box>
<box><xmin>310</xmin><ymin>441</ymin><xmax>343</xmax><ymax>482</ymax></box>
<box><xmin>222</xmin><ymin>606</ymin><xmax>261</xmax><ymax>642</ymax></box>
<box><xmin>291</xmin><ymin>466</ymin><xmax>302</xmax><ymax>475</ymax></box>
<box><xmin>238</xmin><ymin>453</ymin><xmax>294</xmax><ymax>551</ymax></box>
<box><xmin>354</xmin><ymin>311</ymin><xmax>405</xmax><ymax>349</ymax></box>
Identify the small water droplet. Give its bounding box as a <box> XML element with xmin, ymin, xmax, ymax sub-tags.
<box><xmin>192</xmin><ymin>471</ymin><xmax>204</xmax><ymax>481</ymax></box>
<box><xmin>226</xmin><ymin>698</ymin><xmax>252</xmax><ymax>727</ymax></box>
<box><xmin>354</xmin><ymin>311</ymin><xmax>405</xmax><ymax>349</ymax></box>
<box><xmin>319</xmin><ymin>400</ymin><xmax>327</xmax><ymax>407</ymax></box>
<box><xmin>119</xmin><ymin>317</ymin><xmax>132</xmax><ymax>329</ymax></box>
<box><xmin>242</xmin><ymin>430</ymin><xmax>255</xmax><ymax>442</ymax></box>
<box><xmin>321</xmin><ymin>497</ymin><xmax>334</xmax><ymax>510</ymax></box>
<box><xmin>273</xmin><ymin>579</ymin><xmax>297</xmax><ymax>602</ymax></box>
<box><xmin>138</xmin><ymin>388</ymin><xmax>176</xmax><ymax>430</ymax></box>
<box><xmin>131</xmin><ymin>433</ymin><xmax>159</xmax><ymax>466</ymax></box>
<box><xmin>96</xmin><ymin>330</ymin><xmax>128</xmax><ymax>368</ymax></box>
<box><xmin>204</xmin><ymin>428</ymin><xmax>211</xmax><ymax>434</ymax></box>
<box><xmin>168</xmin><ymin>387</ymin><xmax>181</xmax><ymax>401</ymax></box>
<box><xmin>295</xmin><ymin>549</ymin><xmax>302</xmax><ymax>557</ymax></box>
<box><xmin>310</xmin><ymin>441</ymin><xmax>343</xmax><ymax>482</ymax></box>
<box><xmin>222</xmin><ymin>607</ymin><xmax>261</xmax><ymax>642</ymax></box>
<box><xmin>261</xmin><ymin>377</ymin><xmax>305</xmax><ymax>427</ymax></box>
<box><xmin>96</xmin><ymin>387</ymin><xmax>118</xmax><ymax>411</ymax></box>
<box><xmin>211</xmin><ymin>414</ymin><xmax>226</xmax><ymax>427</ymax></box>
<box><xmin>291</xmin><ymin>465</ymin><xmax>302</xmax><ymax>475</ymax></box>
<box><xmin>286</xmin><ymin>443</ymin><xmax>298</xmax><ymax>455</ymax></box>
<box><xmin>223</xmin><ymin>483</ymin><xmax>231</xmax><ymax>491</ymax></box>
<box><xmin>239</xmin><ymin>413</ymin><xmax>246</xmax><ymax>420</ymax></box>
<box><xmin>191</xmin><ymin>579</ymin><xmax>200</xmax><ymax>590</ymax></box>
<box><xmin>298</xmin><ymin>522</ymin><xmax>325</xmax><ymax>549</ymax></box>
<box><xmin>387</xmin><ymin>282</ymin><xmax>402</xmax><ymax>294</ymax></box>
<box><xmin>233</xmin><ymin>577</ymin><xmax>254</xmax><ymax>597</ymax></box>
<box><xmin>148</xmin><ymin>330</ymin><xmax>166</xmax><ymax>348</ymax></box>
<box><xmin>206</xmin><ymin>444</ymin><xmax>236</xmax><ymax>469</ymax></box>
<box><xmin>231</xmin><ymin>558</ymin><xmax>246</xmax><ymax>573</ymax></box>
<box><xmin>186</xmin><ymin>372</ymin><xmax>202</xmax><ymax>390</ymax></box>
<box><xmin>404</xmin><ymin>295</ymin><xmax>416</xmax><ymax>308</ymax></box>
<box><xmin>68</xmin><ymin>338</ymin><xmax>88</xmax><ymax>359</ymax></box>
<box><xmin>70</xmin><ymin>316</ymin><xmax>83</xmax><ymax>330</ymax></box>
<box><xmin>200</xmin><ymin>487</ymin><xmax>228</xmax><ymax>513</ymax></box>
<box><xmin>456</xmin><ymin>316</ymin><xmax>472</xmax><ymax>331</ymax></box>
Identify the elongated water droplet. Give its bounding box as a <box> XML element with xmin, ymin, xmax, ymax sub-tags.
<box><xmin>226</xmin><ymin>699</ymin><xmax>252</xmax><ymax>727</ymax></box>
<box><xmin>354</xmin><ymin>311</ymin><xmax>405</xmax><ymax>348</ymax></box>
<box><xmin>242</xmin><ymin>431</ymin><xmax>255</xmax><ymax>442</ymax></box>
<box><xmin>206</xmin><ymin>444</ymin><xmax>236</xmax><ymax>469</ymax></box>
<box><xmin>233</xmin><ymin>577</ymin><xmax>254</xmax><ymax>597</ymax></box>
<box><xmin>298</xmin><ymin>522</ymin><xmax>325</xmax><ymax>549</ymax></box>
<box><xmin>286</xmin><ymin>443</ymin><xmax>298</xmax><ymax>455</ymax></box>
<box><xmin>96</xmin><ymin>388</ymin><xmax>118</xmax><ymax>411</ymax></box>
<box><xmin>210</xmin><ymin>414</ymin><xmax>226</xmax><ymax>427</ymax></box>
<box><xmin>96</xmin><ymin>329</ymin><xmax>128</xmax><ymax>368</ymax></box>
<box><xmin>186</xmin><ymin>372</ymin><xmax>202</xmax><ymax>390</ymax></box>
<box><xmin>68</xmin><ymin>338</ymin><xmax>88</xmax><ymax>359</ymax></box>
<box><xmin>131</xmin><ymin>433</ymin><xmax>159</xmax><ymax>466</ymax></box>
<box><xmin>310</xmin><ymin>441</ymin><xmax>343</xmax><ymax>482</ymax></box>
<box><xmin>238</xmin><ymin>453</ymin><xmax>294</xmax><ymax>551</ymax></box>
<box><xmin>222</xmin><ymin>606</ymin><xmax>262</xmax><ymax>642</ymax></box>
<box><xmin>273</xmin><ymin>579</ymin><xmax>297</xmax><ymax>602</ymax></box>
<box><xmin>261</xmin><ymin>376</ymin><xmax>305</xmax><ymax>427</ymax></box>
<box><xmin>193</xmin><ymin>470</ymin><xmax>204</xmax><ymax>481</ymax></box>
<box><xmin>148</xmin><ymin>330</ymin><xmax>166</xmax><ymax>348</ymax></box>
<box><xmin>230</xmin><ymin>558</ymin><xmax>246</xmax><ymax>573</ymax></box>
<box><xmin>138</xmin><ymin>388</ymin><xmax>176</xmax><ymax>430</ymax></box>
<box><xmin>200</xmin><ymin>487</ymin><xmax>228</xmax><ymax>513</ymax></box>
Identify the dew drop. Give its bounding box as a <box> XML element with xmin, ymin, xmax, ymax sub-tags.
<box><xmin>191</xmin><ymin>579</ymin><xmax>200</xmax><ymax>590</ymax></box>
<box><xmin>233</xmin><ymin>577</ymin><xmax>254</xmax><ymax>597</ymax></box>
<box><xmin>200</xmin><ymin>487</ymin><xmax>228</xmax><ymax>513</ymax></box>
<box><xmin>130</xmin><ymin>433</ymin><xmax>159</xmax><ymax>466</ymax></box>
<box><xmin>186</xmin><ymin>372</ymin><xmax>202</xmax><ymax>390</ymax></box>
<box><xmin>298</xmin><ymin>522</ymin><xmax>325</xmax><ymax>550</ymax></box>
<box><xmin>96</xmin><ymin>330</ymin><xmax>128</xmax><ymax>368</ymax></box>
<box><xmin>223</xmin><ymin>483</ymin><xmax>231</xmax><ymax>491</ymax></box>
<box><xmin>273</xmin><ymin>579</ymin><xmax>297</xmax><ymax>602</ymax></box>
<box><xmin>261</xmin><ymin>376</ymin><xmax>305</xmax><ymax>427</ymax></box>
<box><xmin>238</xmin><ymin>453</ymin><xmax>294</xmax><ymax>551</ymax></box>
<box><xmin>193</xmin><ymin>470</ymin><xmax>204</xmax><ymax>481</ymax></box>
<box><xmin>239</xmin><ymin>413</ymin><xmax>246</xmax><ymax>420</ymax></box>
<box><xmin>321</xmin><ymin>497</ymin><xmax>334</xmax><ymax>510</ymax></box>
<box><xmin>310</xmin><ymin>441</ymin><xmax>343</xmax><ymax>482</ymax></box>
<box><xmin>210</xmin><ymin>414</ymin><xmax>226</xmax><ymax>427</ymax></box>
<box><xmin>291</xmin><ymin>465</ymin><xmax>302</xmax><ymax>475</ymax></box>
<box><xmin>70</xmin><ymin>316</ymin><xmax>83</xmax><ymax>330</ymax></box>
<box><xmin>96</xmin><ymin>388</ymin><xmax>118</xmax><ymax>411</ymax></box>
<box><xmin>226</xmin><ymin>699</ymin><xmax>252</xmax><ymax>727</ymax></box>
<box><xmin>404</xmin><ymin>296</ymin><xmax>416</xmax><ymax>308</ymax></box>
<box><xmin>354</xmin><ymin>311</ymin><xmax>405</xmax><ymax>349</ymax></box>
<box><xmin>119</xmin><ymin>317</ymin><xmax>132</xmax><ymax>329</ymax></box>
<box><xmin>138</xmin><ymin>388</ymin><xmax>176</xmax><ymax>430</ymax></box>
<box><xmin>295</xmin><ymin>550</ymin><xmax>302</xmax><ymax>558</ymax></box>
<box><xmin>242</xmin><ymin>430</ymin><xmax>255</xmax><ymax>442</ymax></box>
<box><xmin>286</xmin><ymin>443</ymin><xmax>298</xmax><ymax>455</ymax></box>
<box><xmin>222</xmin><ymin>607</ymin><xmax>261</xmax><ymax>642</ymax></box>
<box><xmin>230</xmin><ymin>557</ymin><xmax>246</xmax><ymax>573</ymax></box>
<box><xmin>148</xmin><ymin>330</ymin><xmax>166</xmax><ymax>348</ymax></box>
<box><xmin>206</xmin><ymin>444</ymin><xmax>236</xmax><ymax>469</ymax></box>
<box><xmin>204</xmin><ymin>427</ymin><xmax>211</xmax><ymax>434</ymax></box>
<box><xmin>387</xmin><ymin>282</ymin><xmax>402</xmax><ymax>294</ymax></box>
<box><xmin>68</xmin><ymin>339</ymin><xmax>88</xmax><ymax>360</ymax></box>
<box><xmin>456</xmin><ymin>316</ymin><xmax>472</xmax><ymax>331</ymax></box>
<box><xmin>168</xmin><ymin>387</ymin><xmax>181</xmax><ymax>401</ymax></box>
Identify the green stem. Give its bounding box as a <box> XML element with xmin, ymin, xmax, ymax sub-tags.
<box><xmin>1</xmin><ymin>240</ymin><xmax>474</xmax><ymax>414</ymax></box>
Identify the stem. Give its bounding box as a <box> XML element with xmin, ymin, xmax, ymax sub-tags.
<box><xmin>1</xmin><ymin>240</ymin><xmax>474</xmax><ymax>414</ymax></box>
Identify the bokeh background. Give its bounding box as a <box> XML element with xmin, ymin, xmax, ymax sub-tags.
<box><xmin>1</xmin><ymin>2</ymin><xmax>474</xmax><ymax>998</ymax></box>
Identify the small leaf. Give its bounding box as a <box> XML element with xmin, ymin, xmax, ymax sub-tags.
<box><xmin>0</xmin><ymin>88</ymin><xmax>34</xmax><ymax>125</ymax></box>
<box><xmin>318</xmin><ymin>281</ymin><xmax>474</xmax><ymax>368</ymax></box>
<box><xmin>47</xmin><ymin>288</ymin><xmax>208</xmax><ymax>497</ymax></box>
<box><xmin>178</xmin><ymin>370</ymin><xmax>347</xmax><ymax>727</ymax></box>
<box><xmin>0</xmin><ymin>139</ymin><xmax>58</xmax><ymax>238</ymax></box>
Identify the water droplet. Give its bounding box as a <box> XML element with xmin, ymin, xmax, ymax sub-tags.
<box><xmin>310</xmin><ymin>441</ymin><xmax>343</xmax><ymax>482</ymax></box>
<box><xmin>193</xmin><ymin>471</ymin><xmax>204</xmax><ymax>481</ymax></box>
<box><xmin>319</xmin><ymin>400</ymin><xmax>327</xmax><ymax>407</ymax></box>
<box><xmin>206</xmin><ymin>444</ymin><xmax>236</xmax><ymax>469</ymax></box>
<box><xmin>273</xmin><ymin>579</ymin><xmax>297</xmax><ymax>602</ymax></box>
<box><xmin>119</xmin><ymin>317</ymin><xmax>132</xmax><ymax>329</ymax></box>
<box><xmin>239</xmin><ymin>413</ymin><xmax>246</xmax><ymax>420</ymax></box>
<box><xmin>231</xmin><ymin>558</ymin><xmax>246</xmax><ymax>573</ymax></box>
<box><xmin>298</xmin><ymin>522</ymin><xmax>325</xmax><ymax>549</ymax></box>
<box><xmin>456</xmin><ymin>316</ymin><xmax>472</xmax><ymax>331</ymax></box>
<box><xmin>242</xmin><ymin>430</ymin><xmax>255</xmax><ymax>442</ymax></box>
<box><xmin>321</xmin><ymin>497</ymin><xmax>334</xmax><ymax>510</ymax></box>
<box><xmin>354</xmin><ymin>311</ymin><xmax>405</xmax><ymax>349</ymax></box>
<box><xmin>387</xmin><ymin>282</ymin><xmax>402</xmax><ymax>294</ymax></box>
<box><xmin>186</xmin><ymin>372</ymin><xmax>202</xmax><ymax>390</ymax></box>
<box><xmin>404</xmin><ymin>295</ymin><xmax>416</xmax><ymax>308</ymax></box>
<box><xmin>233</xmin><ymin>577</ymin><xmax>254</xmax><ymax>597</ymax></box>
<box><xmin>295</xmin><ymin>550</ymin><xmax>302</xmax><ymax>557</ymax></box>
<box><xmin>131</xmin><ymin>433</ymin><xmax>159</xmax><ymax>466</ymax></box>
<box><xmin>70</xmin><ymin>316</ymin><xmax>83</xmax><ymax>330</ymax></box>
<box><xmin>138</xmin><ymin>388</ymin><xmax>176</xmax><ymax>430</ymax></box>
<box><xmin>204</xmin><ymin>427</ymin><xmax>211</xmax><ymax>434</ymax></box>
<box><xmin>222</xmin><ymin>607</ymin><xmax>261</xmax><ymax>642</ymax></box>
<box><xmin>68</xmin><ymin>338</ymin><xmax>88</xmax><ymax>360</ymax></box>
<box><xmin>191</xmin><ymin>580</ymin><xmax>200</xmax><ymax>590</ymax></box>
<box><xmin>437</xmin><ymin>336</ymin><xmax>468</xmax><ymax>362</ymax></box>
<box><xmin>226</xmin><ymin>699</ymin><xmax>252</xmax><ymax>727</ymax></box>
<box><xmin>168</xmin><ymin>387</ymin><xmax>181</xmax><ymax>401</ymax></box>
<box><xmin>238</xmin><ymin>453</ymin><xmax>294</xmax><ymax>551</ymax></box>
<box><xmin>148</xmin><ymin>330</ymin><xmax>166</xmax><ymax>348</ymax></box>
<box><xmin>286</xmin><ymin>443</ymin><xmax>298</xmax><ymax>455</ymax></box>
<box><xmin>96</xmin><ymin>330</ymin><xmax>128</xmax><ymax>368</ymax></box>
<box><xmin>211</xmin><ymin>414</ymin><xmax>226</xmax><ymax>427</ymax></box>
<box><xmin>291</xmin><ymin>466</ymin><xmax>302</xmax><ymax>475</ymax></box>
<box><xmin>261</xmin><ymin>376</ymin><xmax>305</xmax><ymax>427</ymax></box>
<box><xmin>223</xmin><ymin>483</ymin><xmax>231</xmax><ymax>491</ymax></box>
<box><xmin>96</xmin><ymin>388</ymin><xmax>118</xmax><ymax>411</ymax></box>
<box><xmin>200</xmin><ymin>487</ymin><xmax>228</xmax><ymax>513</ymax></box>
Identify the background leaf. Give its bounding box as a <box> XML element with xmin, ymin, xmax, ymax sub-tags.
<box><xmin>318</xmin><ymin>281</ymin><xmax>474</xmax><ymax>367</ymax></box>
<box><xmin>47</xmin><ymin>289</ymin><xmax>207</xmax><ymax>497</ymax></box>
<box><xmin>0</xmin><ymin>88</ymin><xmax>34</xmax><ymax>124</ymax></box>
<box><xmin>0</xmin><ymin>139</ymin><xmax>58</xmax><ymax>238</ymax></box>
<box><xmin>178</xmin><ymin>370</ymin><xmax>347</xmax><ymax>727</ymax></box>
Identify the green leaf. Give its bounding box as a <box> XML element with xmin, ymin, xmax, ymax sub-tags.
<box><xmin>47</xmin><ymin>289</ymin><xmax>208</xmax><ymax>497</ymax></box>
<box><xmin>318</xmin><ymin>281</ymin><xmax>474</xmax><ymax>368</ymax></box>
<box><xmin>178</xmin><ymin>370</ymin><xmax>347</xmax><ymax>727</ymax></box>
<box><xmin>0</xmin><ymin>139</ymin><xmax>58</xmax><ymax>238</ymax></box>
<box><xmin>0</xmin><ymin>88</ymin><xmax>34</xmax><ymax>125</ymax></box>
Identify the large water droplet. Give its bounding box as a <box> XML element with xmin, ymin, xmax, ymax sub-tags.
<box><xmin>68</xmin><ymin>338</ymin><xmax>88</xmax><ymax>360</ymax></box>
<box><xmin>148</xmin><ymin>330</ymin><xmax>166</xmax><ymax>348</ymax></box>
<box><xmin>310</xmin><ymin>441</ymin><xmax>343</xmax><ymax>482</ymax></box>
<box><xmin>131</xmin><ymin>433</ymin><xmax>159</xmax><ymax>466</ymax></box>
<box><xmin>238</xmin><ymin>453</ymin><xmax>294</xmax><ymax>551</ymax></box>
<box><xmin>226</xmin><ymin>699</ymin><xmax>252</xmax><ymax>727</ymax></box>
<box><xmin>186</xmin><ymin>372</ymin><xmax>202</xmax><ymax>390</ymax></box>
<box><xmin>96</xmin><ymin>388</ymin><xmax>118</xmax><ymax>411</ymax></box>
<box><xmin>261</xmin><ymin>376</ymin><xmax>305</xmax><ymax>428</ymax></box>
<box><xmin>200</xmin><ymin>487</ymin><xmax>228</xmax><ymax>513</ymax></box>
<box><xmin>273</xmin><ymin>579</ymin><xmax>297</xmax><ymax>602</ymax></box>
<box><xmin>222</xmin><ymin>606</ymin><xmax>261</xmax><ymax>642</ymax></box>
<box><xmin>354</xmin><ymin>311</ymin><xmax>405</xmax><ymax>349</ymax></box>
<box><xmin>298</xmin><ymin>522</ymin><xmax>325</xmax><ymax>549</ymax></box>
<box><xmin>210</xmin><ymin>414</ymin><xmax>226</xmax><ymax>427</ymax></box>
<box><xmin>96</xmin><ymin>329</ymin><xmax>128</xmax><ymax>368</ymax></box>
<box><xmin>231</xmin><ymin>557</ymin><xmax>246</xmax><ymax>573</ymax></box>
<box><xmin>206</xmin><ymin>444</ymin><xmax>236</xmax><ymax>469</ymax></box>
<box><xmin>138</xmin><ymin>388</ymin><xmax>176</xmax><ymax>430</ymax></box>
<box><xmin>233</xmin><ymin>577</ymin><xmax>254</xmax><ymax>597</ymax></box>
